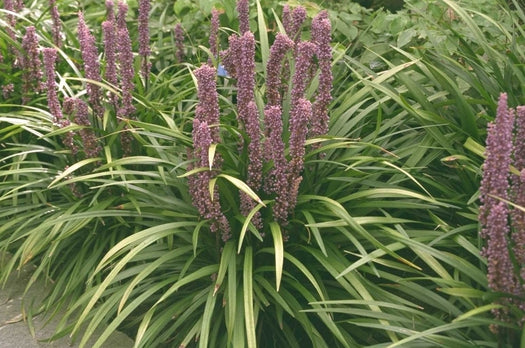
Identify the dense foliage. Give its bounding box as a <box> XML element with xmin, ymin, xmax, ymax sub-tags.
<box><xmin>1</xmin><ymin>0</ymin><xmax>524</xmax><ymax>347</ymax></box>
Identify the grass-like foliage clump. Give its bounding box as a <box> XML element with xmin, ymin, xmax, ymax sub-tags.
<box><xmin>1</xmin><ymin>0</ymin><xmax>525</xmax><ymax>347</ymax></box>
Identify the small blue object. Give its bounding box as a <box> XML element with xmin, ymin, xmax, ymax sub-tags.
<box><xmin>217</xmin><ymin>64</ymin><xmax>230</xmax><ymax>78</ymax></box>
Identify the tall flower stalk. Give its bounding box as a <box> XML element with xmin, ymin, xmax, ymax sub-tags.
<box><xmin>78</xmin><ymin>12</ymin><xmax>104</xmax><ymax>118</ymax></box>
<box><xmin>138</xmin><ymin>0</ymin><xmax>151</xmax><ymax>81</ymax></box>
<box><xmin>42</xmin><ymin>48</ymin><xmax>62</xmax><ymax>123</ymax></box>
<box><xmin>479</xmin><ymin>93</ymin><xmax>525</xmax><ymax>329</ymax></box>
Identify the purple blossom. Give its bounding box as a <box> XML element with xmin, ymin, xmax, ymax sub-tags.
<box><xmin>49</xmin><ymin>0</ymin><xmax>62</xmax><ymax>47</ymax></box>
<box><xmin>479</xmin><ymin>93</ymin><xmax>523</xmax><ymax>326</ymax></box>
<box><xmin>209</xmin><ymin>9</ymin><xmax>220</xmax><ymax>61</ymax></box>
<box><xmin>236</xmin><ymin>0</ymin><xmax>249</xmax><ymax>34</ymax></box>
<box><xmin>78</xmin><ymin>12</ymin><xmax>104</xmax><ymax>117</ymax></box>
<box><xmin>284</xmin><ymin>5</ymin><xmax>306</xmax><ymax>43</ymax></box>
<box><xmin>102</xmin><ymin>20</ymin><xmax>118</xmax><ymax>108</ymax></box>
<box><xmin>42</xmin><ymin>48</ymin><xmax>62</xmax><ymax>122</ymax></box>
<box><xmin>21</xmin><ymin>26</ymin><xmax>43</xmax><ymax>103</ymax></box>
<box><xmin>480</xmin><ymin>93</ymin><xmax>514</xmax><ymax>231</ymax></box>
<box><xmin>264</xmin><ymin>106</ymin><xmax>289</xmax><ymax>223</ymax></box>
<box><xmin>485</xmin><ymin>202</ymin><xmax>516</xmax><ymax>294</ymax></box>
<box><xmin>189</xmin><ymin>119</ymin><xmax>231</xmax><ymax>240</ymax></box>
<box><xmin>290</xmin><ymin>41</ymin><xmax>316</xmax><ymax>105</ymax></box>
<box><xmin>220</xmin><ymin>34</ymin><xmax>240</xmax><ymax>79</ymax></box>
<box><xmin>512</xmin><ymin>107</ymin><xmax>525</xmax><ymax>296</ymax></box>
<box><xmin>194</xmin><ymin>65</ymin><xmax>221</xmax><ymax>143</ymax></box>
<box><xmin>106</xmin><ymin>0</ymin><xmax>115</xmax><ymax>21</ymax></box>
<box><xmin>310</xmin><ymin>11</ymin><xmax>332</xmax><ymax>141</ymax></box>
<box><xmin>288</xmin><ymin>98</ymin><xmax>311</xmax><ymax>181</ymax></box>
<box><xmin>236</xmin><ymin>32</ymin><xmax>256</xmax><ymax>125</ymax></box>
<box><xmin>116</xmin><ymin>1</ymin><xmax>128</xmax><ymax>30</ymax></box>
<box><xmin>116</xmin><ymin>2</ymin><xmax>136</xmax><ymax>119</ymax></box>
<box><xmin>138</xmin><ymin>0</ymin><xmax>151</xmax><ymax>80</ymax></box>
<box><xmin>265</xmin><ymin>33</ymin><xmax>294</xmax><ymax>108</ymax></box>
<box><xmin>282</xmin><ymin>4</ymin><xmax>291</xmax><ymax>35</ymax></box>
<box><xmin>174</xmin><ymin>23</ymin><xmax>185</xmax><ymax>64</ymax></box>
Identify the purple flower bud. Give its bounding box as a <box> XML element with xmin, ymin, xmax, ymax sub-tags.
<box><xmin>194</xmin><ymin>65</ymin><xmax>221</xmax><ymax>143</ymax></box>
<box><xmin>21</xmin><ymin>26</ymin><xmax>43</xmax><ymax>103</ymax></box>
<box><xmin>288</xmin><ymin>98</ymin><xmax>311</xmax><ymax>180</ymax></box>
<box><xmin>209</xmin><ymin>9</ymin><xmax>220</xmax><ymax>62</ymax></box>
<box><xmin>42</xmin><ymin>48</ymin><xmax>62</xmax><ymax>122</ymax></box>
<box><xmin>265</xmin><ymin>33</ymin><xmax>294</xmax><ymax>107</ymax></box>
<box><xmin>310</xmin><ymin>11</ymin><xmax>332</xmax><ymax>141</ymax></box>
<box><xmin>512</xmin><ymin>107</ymin><xmax>525</xmax><ymax>295</ymax></box>
<box><xmin>102</xmin><ymin>20</ymin><xmax>118</xmax><ymax>108</ymax></box>
<box><xmin>49</xmin><ymin>0</ymin><xmax>62</xmax><ymax>47</ymax></box>
<box><xmin>117</xmin><ymin>1</ymin><xmax>128</xmax><ymax>31</ymax></box>
<box><xmin>264</xmin><ymin>106</ymin><xmax>289</xmax><ymax>223</ymax></box>
<box><xmin>106</xmin><ymin>0</ymin><xmax>115</xmax><ymax>21</ymax></box>
<box><xmin>116</xmin><ymin>15</ymin><xmax>136</xmax><ymax>118</ymax></box>
<box><xmin>138</xmin><ymin>0</ymin><xmax>151</xmax><ymax>80</ymax></box>
<box><xmin>236</xmin><ymin>32</ymin><xmax>256</xmax><ymax>126</ymax></box>
<box><xmin>189</xmin><ymin>119</ymin><xmax>231</xmax><ymax>240</ymax></box>
<box><xmin>284</xmin><ymin>5</ymin><xmax>306</xmax><ymax>42</ymax></box>
<box><xmin>290</xmin><ymin>41</ymin><xmax>316</xmax><ymax>105</ymax></box>
<box><xmin>236</xmin><ymin>0</ymin><xmax>249</xmax><ymax>34</ymax></box>
<box><xmin>479</xmin><ymin>93</ymin><xmax>521</xmax><ymax>325</ymax></box>
<box><xmin>480</xmin><ymin>93</ymin><xmax>514</xmax><ymax>230</ymax></box>
<box><xmin>78</xmin><ymin>12</ymin><xmax>104</xmax><ymax>117</ymax></box>
<box><xmin>174</xmin><ymin>23</ymin><xmax>185</xmax><ymax>64</ymax></box>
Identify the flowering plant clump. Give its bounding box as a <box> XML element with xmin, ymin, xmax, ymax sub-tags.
<box><xmin>479</xmin><ymin>92</ymin><xmax>525</xmax><ymax>330</ymax></box>
<box><xmin>187</xmin><ymin>1</ymin><xmax>333</xmax><ymax>238</ymax></box>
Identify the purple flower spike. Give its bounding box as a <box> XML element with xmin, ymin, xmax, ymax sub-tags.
<box><xmin>194</xmin><ymin>65</ymin><xmax>221</xmax><ymax>143</ymax></box>
<box><xmin>174</xmin><ymin>23</ymin><xmax>185</xmax><ymax>64</ymax></box>
<box><xmin>290</xmin><ymin>41</ymin><xmax>317</xmax><ymax>105</ymax></box>
<box><xmin>102</xmin><ymin>19</ymin><xmax>118</xmax><ymax>108</ymax></box>
<box><xmin>209</xmin><ymin>9</ymin><xmax>220</xmax><ymax>63</ymax></box>
<box><xmin>288</xmin><ymin>98</ymin><xmax>312</xmax><ymax>180</ymax></box>
<box><xmin>42</xmin><ymin>48</ymin><xmax>62</xmax><ymax>123</ymax></box>
<box><xmin>189</xmin><ymin>119</ymin><xmax>231</xmax><ymax>240</ymax></box>
<box><xmin>480</xmin><ymin>93</ymin><xmax>514</xmax><ymax>230</ymax></box>
<box><xmin>236</xmin><ymin>32</ymin><xmax>256</xmax><ymax>125</ymax></box>
<box><xmin>310</xmin><ymin>11</ymin><xmax>332</xmax><ymax>140</ymax></box>
<box><xmin>479</xmin><ymin>93</ymin><xmax>520</xmax><ymax>325</ymax></box>
<box><xmin>236</xmin><ymin>0</ymin><xmax>250</xmax><ymax>34</ymax></box>
<box><xmin>106</xmin><ymin>0</ymin><xmax>115</xmax><ymax>21</ymax></box>
<box><xmin>49</xmin><ymin>0</ymin><xmax>62</xmax><ymax>47</ymax></box>
<box><xmin>266</xmin><ymin>33</ymin><xmax>294</xmax><ymax>108</ymax></box>
<box><xmin>78</xmin><ymin>12</ymin><xmax>104</xmax><ymax>117</ymax></box>
<box><xmin>285</xmin><ymin>6</ymin><xmax>306</xmax><ymax>42</ymax></box>
<box><xmin>138</xmin><ymin>0</ymin><xmax>151</xmax><ymax>80</ymax></box>
<box><xmin>116</xmin><ymin>4</ymin><xmax>136</xmax><ymax>119</ymax></box>
<box><xmin>21</xmin><ymin>26</ymin><xmax>43</xmax><ymax>102</ymax></box>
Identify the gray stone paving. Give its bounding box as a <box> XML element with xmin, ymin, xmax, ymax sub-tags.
<box><xmin>0</xmin><ymin>254</ymin><xmax>134</xmax><ymax>348</ymax></box>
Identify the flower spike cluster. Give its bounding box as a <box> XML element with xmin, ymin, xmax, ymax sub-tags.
<box><xmin>189</xmin><ymin>65</ymin><xmax>231</xmax><ymax>241</ymax></box>
<box><xmin>189</xmin><ymin>4</ymin><xmax>333</xmax><ymax>234</ymax></box>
